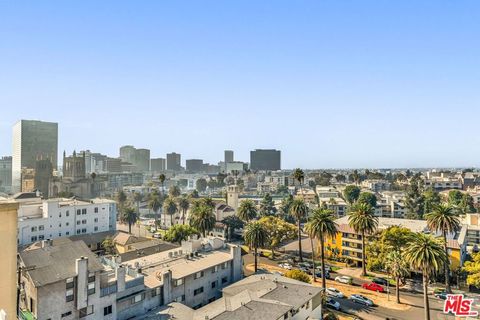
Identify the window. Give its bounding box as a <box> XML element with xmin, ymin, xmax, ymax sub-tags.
<box><xmin>212</xmin><ymin>265</ymin><xmax>218</xmax><ymax>273</ymax></box>
<box><xmin>66</xmin><ymin>231</ymin><xmax>70</xmax><ymax>236</ymax></box>
<box><xmin>88</xmin><ymin>274</ymin><xmax>95</xmax><ymax>283</ymax></box>
<box><xmin>94</xmin><ymin>227</ymin><xmax>98</xmax><ymax>232</ymax></box>
<box><xmin>82</xmin><ymin>209</ymin><xmax>87</xmax><ymax>215</ymax></box>
<box><xmin>79</xmin><ymin>306</ymin><xmax>93</xmax><ymax>318</ymax></box>
<box><xmin>61</xmin><ymin>311</ymin><xmax>72</xmax><ymax>318</ymax></box>
<box><xmin>103</xmin><ymin>305</ymin><xmax>112</xmax><ymax>316</ymax></box>
<box><xmin>82</xmin><ymin>228</ymin><xmax>87</xmax><ymax>234</ymax></box>
<box><xmin>221</xmin><ymin>262</ymin><xmax>228</xmax><ymax>269</ymax></box>
<box><xmin>59</xmin><ymin>223</ymin><xmax>62</xmax><ymax>227</ymax></box>
<box><xmin>94</xmin><ymin>207</ymin><xmax>99</xmax><ymax>213</ymax></box>
<box><xmin>66</xmin><ymin>278</ymin><xmax>74</xmax><ymax>289</ymax></box>
<box><xmin>38</xmin><ymin>235</ymin><xmax>45</xmax><ymax>240</ymax></box>
<box><xmin>94</xmin><ymin>218</ymin><xmax>98</xmax><ymax>223</ymax></box>
<box><xmin>66</xmin><ymin>210</ymin><xmax>70</xmax><ymax>216</ymax></box>
<box><xmin>221</xmin><ymin>277</ymin><xmax>228</xmax><ymax>284</ymax></box>
<box><xmin>76</xmin><ymin>229</ymin><xmax>81</xmax><ymax>235</ymax></box>
<box><xmin>66</xmin><ymin>289</ymin><xmax>74</xmax><ymax>302</ymax></box>
<box><xmin>77</xmin><ymin>209</ymin><xmax>81</xmax><ymax>215</ymax></box>
<box><xmin>82</xmin><ymin>219</ymin><xmax>87</xmax><ymax>224</ymax></box>
<box><xmin>194</xmin><ymin>271</ymin><xmax>204</xmax><ymax>280</ymax></box>
<box><xmin>132</xmin><ymin>294</ymin><xmax>142</xmax><ymax>303</ymax></box>
<box><xmin>194</xmin><ymin>287</ymin><xmax>204</xmax><ymax>296</ymax></box>
<box><xmin>66</xmin><ymin>222</ymin><xmax>69</xmax><ymax>226</ymax></box>
<box><xmin>31</xmin><ymin>226</ymin><xmax>37</xmax><ymax>232</ymax></box>
<box><xmin>175</xmin><ymin>295</ymin><xmax>185</xmax><ymax>302</ymax></box>
<box><xmin>211</xmin><ymin>281</ymin><xmax>217</xmax><ymax>289</ymax></box>
<box><xmin>58</xmin><ymin>233</ymin><xmax>62</xmax><ymax>237</ymax></box>
<box><xmin>88</xmin><ymin>282</ymin><xmax>95</xmax><ymax>295</ymax></box>
<box><xmin>59</xmin><ymin>213</ymin><xmax>62</xmax><ymax>218</ymax></box>
<box><xmin>77</xmin><ymin>221</ymin><xmax>81</xmax><ymax>225</ymax></box>
<box><xmin>31</xmin><ymin>236</ymin><xmax>37</xmax><ymax>242</ymax></box>
<box><xmin>174</xmin><ymin>279</ymin><xmax>183</xmax><ymax>287</ymax></box>
<box><xmin>152</xmin><ymin>287</ymin><xmax>161</xmax><ymax>297</ymax></box>
<box><xmin>38</xmin><ymin>225</ymin><xmax>44</xmax><ymax>231</ymax></box>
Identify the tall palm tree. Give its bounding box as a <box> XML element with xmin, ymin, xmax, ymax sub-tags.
<box><xmin>244</xmin><ymin>221</ymin><xmax>269</xmax><ymax>273</ymax></box>
<box><xmin>293</xmin><ymin>168</ymin><xmax>305</xmax><ymax>187</ymax></box>
<box><xmin>405</xmin><ymin>233</ymin><xmax>447</xmax><ymax>320</ymax></box>
<box><xmin>237</xmin><ymin>200</ymin><xmax>257</xmax><ymax>222</ymax></box>
<box><xmin>290</xmin><ymin>198</ymin><xmax>309</xmax><ymax>262</ymax></box>
<box><xmin>121</xmin><ymin>207</ymin><xmax>138</xmax><ymax>234</ymax></box>
<box><xmin>133</xmin><ymin>192</ymin><xmax>143</xmax><ymax>218</ymax></box>
<box><xmin>148</xmin><ymin>191</ymin><xmax>162</xmax><ymax>231</ymax></box>
<box><xmin>158</xmin><ymin>174</ymin><xmax>166</xmax><ymax>193</ymax></box>
<box><xmin>385</xmin><ymin>251</ymin><xmax>409</xmax><ymax>304</ymax></box>
<box><xmin>305</xmin><ymin>208</ymin><xmax>338</xmax><ymax>288</ymax></box>
<box><xmin>348</xmin><ymin>202</ymin><xmax>378</xmax><ymax>276</ymax></box>
<box><xmin>177</xmin><ymin>195</ymin><xmax>190</xmax><ymax>225</ymax></box>
<box><xmin>169</xmin><ymin>185</ymin><xmax>181</xmax><ymax>198</ymax></box>
<box><xmin>116</xmin><ymin>190</ymin><xmax>127</xmax><ymax>219</ymax></box>
<box><xmin>190</xmin><ymin>204</ymin><xmax>216</xmax><ymax>237</ymax></box>
<box><xmin>425</xmin><ymin>204</ymin><xmax>460</xmax><ymax>293</ymax></box>
<box><xmin>163</xmin><ymin>197</ymin><xmax>178</xmax><ymax>227</ymax></box>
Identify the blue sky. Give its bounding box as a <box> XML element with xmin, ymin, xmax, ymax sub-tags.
<box><xmin>1</xmin><ymin>1</ymin><xmax>480</xmax><ymax>169</ymax></box>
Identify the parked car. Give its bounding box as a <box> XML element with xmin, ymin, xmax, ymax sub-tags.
<box><xmin>315</xmin><ymin>270</ymin><xmax>330</xmax><ymax>279</ymax></box>
<box><xmin>433</xmin><ymin>288</ymin><xmax>446</xmax><ymax>295</ymax></box>
<box><xmin>278</xmin><ymin>263</ymin><xmax>293</xmax><ymax>270</ymax></box>
<box><xmin>297</xmin><ymin>266</ymin><xmax>309</xmax><ymax>273</ymax></box>
<box><xmin>372</xmin><ymin>277</ymin><xmax>389</xmax><ymax>286</ymax></box>
<box><xmin>335</xmin><ymin>276</ymin><xmax>353</xmax><ymax>284</ymax></box>
<box><xmin>350</xmin><ymin>294</ymin><xmax>374</xmax><ymax>306</ymax></box>
<box><xmin>434</xmin><ymin>292</ymin><xmax>448</xmax><ymax>300</ymax></box>
<box><xmin>152</xmin><ymin>233</ymin><xmax>162</xmax><ymax>239</ymax></box>
<box><xmin>325</xmin><ymin>297</ymin><xmax>341</xmax><ymax>311</ymax></box>
<box><xmin>362</xmin><ymin>282</ymin><xmax>386</xmax><ymax>293</ymax></box>
<box><xmin>298</xmin><ymin>262</ymin><xmax>313</xmax><ymax>269</ymax></box>
<box><xmin>326</xmin><ymin>287</ymin><xmax>345</xmax><ymax>298</ymax></box>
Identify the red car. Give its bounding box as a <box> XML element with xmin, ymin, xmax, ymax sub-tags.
<box><xmin>362</xmin><ymin>282</ymin><xmax>386</xmax><ymax>293</ymax></box>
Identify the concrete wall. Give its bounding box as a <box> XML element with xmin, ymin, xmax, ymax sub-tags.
<box><xmin>0</xmin><ymin>201</ymin><xmax>19</xmax><ymax>319</ymax></box>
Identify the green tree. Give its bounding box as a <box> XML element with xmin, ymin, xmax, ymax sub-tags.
<box><xmin>460</xmin><ymin>193</ymin><xmax>476</xmax><ymax>214</ymax></box>
<box><xmin>116</xmin><ymin>190</ymin><xmax>128</xmax><ymax>217</ymax></box>
<box><xmin>190</xmin><ymin>189</ymin><xmax>199</xmax><ymax>198</ymax></box>
<box><xmin>404</xmin><ymin>176</ymin><xmax>424</xmax><ymax>219</ymax></box>
<box><xmin>221</xmin><ymin>215</ymin><xmax>244</xmax><ymax>241</ymax></box>
<box><xmin>464</xmin><ymin>252</ymin><xmax>480</xmax><ymax>288</ymax></box>
<box><xmin>385</xmin><ymin>251</ymin><xmax>409</xmax><ymax>304</ymax></box>
<box><xmin>290</xmin><ymin>198</ymin><xmax>309</xmax><ymax>262</ymax></box>
<box><xmin>285</xmin><ymin>269</ymin><xmax>310</xmax><ymax>283</ymax></box>
<box><xmin>279</xmin><ymin>194</ymin><xmax>295</xmax><ymax>222</ymax></box>
<box><xmin>348</xmin><ymin>202</ymin><xmax>378</xmax><ymax>276</ymax></box>
<box><xmin>366</xmin><ymin>226</ymin><xmax>413</xmax><ymax>271</ymax></box>
<box><xmin>133</xmin><ymin>192</ymin><xmax>143</xmax><ymax>218</ymax></box>
<box><xmin>258</xmin><ymin>216</ymin><xmax>296</xmax><ymax>258</ymax></box>
<box><xmin>177</xmin><ymin>195</ymin><xmax>190</xmax><ymax>225</ymax></box>
<box><xmin>158</xmin><ymin>174</ymin><xmax>166</xmax><ymax>191</ymax></box>
<box><xmin>425</xmin><ymin>204</ymin><xmax>461</xmax><ymax>293</ymax></box>
<box><xmin>423</xmin><ymin>188</ymin><xmax>441</xmax><ymax>216</ymax></box>
<box><xmin>244</xmin><ymin>221</ymin><xmax>269</xmax><ymax>273</ymax></box>
<box><xmin>121</xmin><ymin>207</ymin><xmax>138</xmax><ymax>234</ymax></box>
<box><xmin>163</xmin><ymin>224</ymin><xmax>199</xmax><ymax>244</ymax></box>
<box><xmin>304</xmin><ymin>208</ymin><xmax>338</xmax><ymax>288</ymax></box>
<box><xmin>169</xmin><ymin>185</ymin><xmax>181</xmax><ymax>198</ymax></box>
<box><xmin>101</xmin><ymin>236</ymin><xmax>116</xmax><ymax>255</ymax></box>
<box><xmin>190</xmin><ymin>204</ymin><xmax>216</xmax><ymax>237</ymax></box>
<box><xmin>447</xmin><ymin>190</ymin><xmax>463</xmax><ymax>206</ymax></box>
<box><xmin>293</xmin><ymin>168</ymin><xmax>305</xmax><ymax>186</ymax></box>
<box><xmin>196</xmin><ymin>178</ymin><xmax>207</xmax><ymax>193</ymax></box>
<box><xmin>237</xmin><ymin>199</ymin><xmax>257</xmax><ymax>222</ymax></box>
<box><xmin>343</xmin><ymin>185</ymin><xmax>360</xmax><ymax>205</ymax></box>
<box><xmin>163</xmin><ymin>197</ymin><xmax>178</xmax><ymax>226</ymax></box>
<box><xmin>358</xmin><ymin>192</ymin><xmax>377</xmax><ymax>208</ymax></box>
<box><xmin>259</xmin><ymin>193</ymin><xmax>277</xmax><ymax>216</ymax></box>
<box><xmin>336</xmin><ymin>174</ymin><xmax>346</xmax><ymax>183</ymax></box>
<box><xmin>148</xmin><ymin>191</ymin><xmax>162</xmax><ymax>231</ymax></box>
<box><xmin>405</xmin><ymin>233</ymin><xmax>447</xmax><ymax>320</ymax></box>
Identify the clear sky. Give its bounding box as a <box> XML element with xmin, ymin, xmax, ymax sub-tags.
<box><xmin>1</xmin><ymin>1</ymin><xmax>480</xmax><ymax>169</ymax></box>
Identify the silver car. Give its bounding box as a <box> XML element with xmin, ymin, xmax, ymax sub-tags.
<box><xmin>326</xmin><ymin>287</ymin><xmax>345</xmax><ymax>298</ymax></box>
<box><xmin>349</xmin><ymin>294</ymin><xmax>373</xmax><ymax>306</ymax></box>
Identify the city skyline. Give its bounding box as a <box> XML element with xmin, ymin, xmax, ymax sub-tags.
<box><xmin>1</xmin><ymin>2</ymin><xmax>480</xmax><ymax>168</ymax></box>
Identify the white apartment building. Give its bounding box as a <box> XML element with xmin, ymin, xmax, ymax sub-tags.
<box><xmin>17</xmin><ymin>195</ymin><xmax>116</xmax><ymax>246</ymax></box>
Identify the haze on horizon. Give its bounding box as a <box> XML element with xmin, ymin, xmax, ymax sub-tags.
<box><xmin>1</xmin><ymin>1</ymin><xmax>480</xmax><ymax>169</ymax></box>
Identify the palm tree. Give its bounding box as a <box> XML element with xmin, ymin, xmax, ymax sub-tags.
<box><xmin>177</xmin><ymin>195</ymin><xmax>190</xmax><ymax>225</ymax></box>
<box><xmin>159</xmin><ymin>174</ymin><xmax>166</xmax><ymax>193</ymax></box>
<box><xmin>237</xmin><ymin>200</ymin><xmax>257</xmax><ymax>222</ymax></box>
<box><xmin>425</xmin><ymin>204</ymin><xmax>460</xmax><ymax>293</ymax></box>
<box><xmin>293</xmin><ymin>168</ymin><xmax>305</xmax><ymax>187</ymax></box>
<box><xmin>133</xmin><ymin>192</ymin><xmax>143</xmax><ymax>218</ymax></box>
<box><xmin>348</xmin><ymin>202</ymin><xmax>378</xmax><ymax>276</ymax></box>
<box><xmin>190</xmin><ymin>204</ymin><xmax>216</xmax><ymax>237</ymax></box>
<box><xmin>116</xmin><ymin>190</ymin><xmax>127</xmax><ymax>218</ymax></box>
<box><xmin>244</xmin><ymin>221</ymin><xmax>269</xmax><ymax>273</ymax></box>
<box><xmin>290</xmin><ymin>198</ymin><xmax>309</xmax><ymax>262</ymax></box>
<box><xmin>385</xmin><ymin>251</ymin><xmax>409</xmax><ymax>304</ymax></box>
<box><xmin>305</xmin><ymin>208</ymin><xmax>338</xmax><ymax>288</ymax></box>
<box><xmin>121</xmin><ymin>207</ymin><xmax>138</xmax><ymax>234</ymax></box>
<box><xmin>148</xmin><ymin>191</ymin><xmax>162</xmax><ymax>231</ymax></box>
<box><xmin>169</xmin><ymin>185</ymin><xmax>181</xmax><ymax>198</ymax></box>
<box><xmin>163</xmin><ymin>197</ymin><xmax>178</xmax><ymax>227</ymax></box>
<box><xmin>405</xmin><ymin>233</ymin><xmax>447</xmax><ymax>320</ymax></box>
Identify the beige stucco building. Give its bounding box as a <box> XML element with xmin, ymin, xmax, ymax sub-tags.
<box><xmin>0</xmin><ymin>201</ymin><xmax>19</xmax><ymax>319</ymax></box>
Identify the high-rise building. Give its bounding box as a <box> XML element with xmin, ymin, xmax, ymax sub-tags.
<box><xmin>224</xmin><ymin>150</ymin><xmax>234</xmax><ymax>163</ymax></box>
<box><xmin>186</xmin><ymin>159</ymin><xmax>203</xmax><ymax>173</ymax></box>
<box><xmin>82</xmin><ymin>150</ymin><xmax>108</xmax><ymax>173</ymax></box>
<box><xmin>119</xmin><ymin>146</ymin><xmax>150</xmax><ymax>172</ymax></box>
<box><xmin>0</xmin><ymin>156</ymin><xmax>12</xmax><ymax>193</ymax></box>
<box><xmin>34</xmin><ymin>159</ymin><xmax>53</xmax><ymax>197</ymax></box>
<box><xmin>63</xmin><ymin>151</ymin><xmax>86</xmax><ymax>182</ymax></box>
<box><xmin>150</xmin><ymin>158</ymin><xmax>166</xmax><ymax>172</ymax></box>
<box><xmin>166</xmin><ymin>152</ymin><xmax>181</xmax><ymax>171</ymax></box>
<box><xmin>12</xmin><ymin>120</ymin><xmax>58</xmax><ymax>193</ymax></box>
<box><xmin>250</xmin><ymin>149</ymin><xmax>281</xmax><ymax>171</ymax></box>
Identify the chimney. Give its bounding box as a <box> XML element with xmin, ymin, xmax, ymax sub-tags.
<box><xmin>116</xmin><ymin>265</ymin><xmax>126</xmax><ymax>292</ymax></box>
